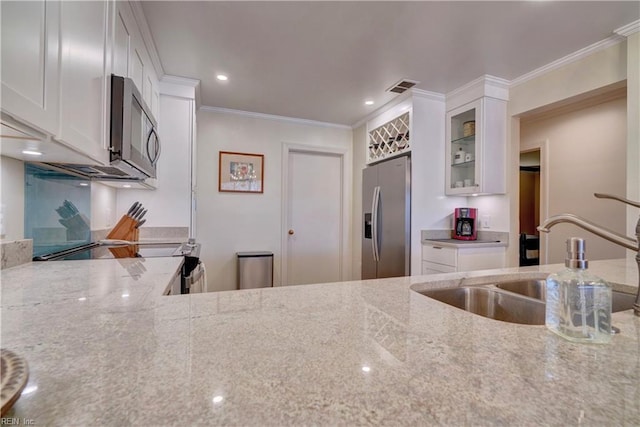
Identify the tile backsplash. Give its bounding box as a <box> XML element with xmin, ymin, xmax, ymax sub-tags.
<box><xmin>25</xmin><ymin>164</ymin><xmax>91</xmax><ymax>257</ymax></box>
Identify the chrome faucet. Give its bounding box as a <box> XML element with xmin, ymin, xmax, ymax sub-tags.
<box><xmin>537</xmin><ymin>193</ymin><xmax>640</xmax><ymax>317</ymax></box>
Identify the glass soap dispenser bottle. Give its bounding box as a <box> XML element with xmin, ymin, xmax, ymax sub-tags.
<box><xmin>545</xmin><ymin>237</ymin><xmax>612</xmax><ymax>343</ymax></box>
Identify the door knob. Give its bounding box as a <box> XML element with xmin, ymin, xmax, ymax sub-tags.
<box><xmin>288</xmin><ymin>229</ymin><xmax>295</xmax><ymax>235</ymax></box>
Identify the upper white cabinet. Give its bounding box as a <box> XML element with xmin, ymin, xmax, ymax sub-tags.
<box><xmin>113</xmin><ymin>2</ymin><xmax>160</xmax><ymax>121</ymax></box>
<box><xmin>366</xmin><ymin>98</ymin><xmax>413</xmax><ymax>165</ymax></box>
<box><xmin>445</xmin><ymin>96</ymin><xmax>507</xmax><ymax>195</ymax></box>
<box><xmin>1</xmin><ymin>0</ymin><xmax>60</xmax><ymax>136</ymax></box>
<box><xmin>57</xmin><ymin>0</ymin><xmax>112</xmax><ymax>164</ymax></box>
<box><xmin>1</xmin><ymin>0</ymin><xmax>160</xmax><ymax>167</ymax></box>
<box><xmin>367</xmin><ymin>111</ymin><xmax>410</xmax><ymax>164</ymax></box>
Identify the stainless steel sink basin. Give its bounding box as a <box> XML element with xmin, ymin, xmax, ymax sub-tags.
<box><xmin>416</xmin><ymin>279</ymin><xmax>637</xmax><ymax>325</ymax></box>
<box><xmin>418</xmin><ymin>287</ymin><xmax>545</xmax><ymax>325</ymax></box>
<box><xmin>495</xmin><ymin>279</ymin><xmax>635</xmax><ymax>313</ymax></box>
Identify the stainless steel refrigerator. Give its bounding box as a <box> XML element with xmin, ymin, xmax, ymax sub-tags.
<box><xmin>362</xmin><ymin>155</ymin><xmax>411</xmax><ymax>279</ymax></box>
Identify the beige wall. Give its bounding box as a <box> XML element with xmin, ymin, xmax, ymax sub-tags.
<box><xmin>351</xmin><ymin>124</ymin><xmax>366</xmax><ymax>279</ymax></box>
<box><xmin>510</xmin><ymin>42</ymin><xmax>627</xmax><ymax>117</ymax></box>
<box><xmin>0</xmin><ymin>155</ymin><xmax>24</xmax><ymax>240</ymax></box>
<box><xmin>626</xmin><ymin>33</ymin><xmax>640</xmax><ymax>247</ymax></box>
<box><xmin>90</xmin><ymin>183</ymin><xmax>116</xmax><ymax>231</ymax></box>
<box><xmin>509</xmin><ymin>40</ymin><xmax>632</xmax><ymax>266</ymax></box>
<box><xmin>520</xmin><ymin>96</ymin><xmax>627</xmax><ymax>263</ymax></box>
<box><xmin>196</xmin><ymin>110</ymin><xmax>353</xmax><ymax>292</ymax></box>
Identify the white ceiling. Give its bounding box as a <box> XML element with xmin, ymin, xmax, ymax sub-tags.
<box><xmin>141</xmin><ymin>1</ymin><xmax>639</xmax><ymax>126</ymax></box>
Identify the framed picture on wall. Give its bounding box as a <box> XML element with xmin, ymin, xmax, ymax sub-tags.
<box><xmin>218</xmin><ymin>151</ymin><xmax>264</xmax><ymax>193</ymax></box>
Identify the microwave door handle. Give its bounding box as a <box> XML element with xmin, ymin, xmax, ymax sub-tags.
<box><xmin>146</xmin><ymin>128</ymin><xmax>161</xmax><ymax>166</ymax></box>
<box><xmin>152</xmin><ymin>129</ymin><xmax>161</xmax><ymax>166</ymax></box>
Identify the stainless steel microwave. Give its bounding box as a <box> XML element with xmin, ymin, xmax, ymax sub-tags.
<box><xmin>110</xmin><ymin>74</ymin><xmax>160</xmax><ymax>179</ymax></box>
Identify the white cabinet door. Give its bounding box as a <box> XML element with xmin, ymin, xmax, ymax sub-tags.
<box><xmin>421</xmin><ymin>243</ymin><xmax>506</xmax><ymax>274</ymax></box>
<box><xmin>445</xmin><ymin>97</ymin><xmax>506</xmax><ymax>195</ymax></box>
<box><xmin>115</xmin><ymin>1</ymin><xmax>158</xmax><ymax>122</ymax></box>
<box><xmin>1</xmin><ymin>0</ymin><xmax>60</xmax><ymax>135</ymax></box>
<box><xmin>457</xmin><ymin>246</ymin><xmax>506</xmax><ymax>272</ymax></box>
<box><xmin>57</xmin><ymin>0</ymin><xmax>111</xmax><ymax>164</ymax></box>
<box><xmin>113</xmin><ymin>6</ymin><xmax>131</xmax><ymax>78</ymax></box>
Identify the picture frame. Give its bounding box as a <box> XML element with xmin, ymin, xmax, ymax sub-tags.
<box><xmin>218</xmin><ymin>151</ymin><xmax>264</xmax><ymax>193</ymax></box>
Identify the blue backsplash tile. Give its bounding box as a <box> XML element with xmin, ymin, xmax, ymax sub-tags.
<box><xmin>25</xmin><ymin>164</ymin><xmax>92</xmax><ymax>257</ymax></box>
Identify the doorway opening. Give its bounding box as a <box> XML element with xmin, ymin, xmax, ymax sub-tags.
<box><xmin>519</xmin><ymin>150</ymin><xmax>540</xmax><ymax>266</ymax></box>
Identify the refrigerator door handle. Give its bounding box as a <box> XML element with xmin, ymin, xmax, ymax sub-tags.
<box><xmin>372</xmin><ymin>185</ymin><xmax>381</xmax><ymax>262</ymax></box>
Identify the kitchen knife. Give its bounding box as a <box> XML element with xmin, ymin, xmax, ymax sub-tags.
<box><xmin>134</xmin><ymin>219</ymin><xmax>146</xmax><ymax>228</ymax></box>
<box><xmin>131</xmin><ymin>205</ymin><xmax>145</xmax><ymax>219</ymax></box>
<box><xmin>55</xmin><ymin>206</ymin><xmax>68</xmax><ymax>219</ymax></box>
<box><xmin>64</xmin><ymin>200</ymin><xmax>79</xmax><ymax>215</ymax></box>
<box><xmin>134</xmin><ymin>209</ymin><xmax>147</xmax><ymax>221</ymax></box>
<box><xmin>127</xmin><ymin>202</ymin><xmax>140</xmax><ymax>216</ymax></box>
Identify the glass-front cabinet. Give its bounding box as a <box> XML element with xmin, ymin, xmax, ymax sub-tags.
<box><xmin>445</xmin><ymin>97</ymin><xmax>506</xmax><ymax>195</ymax></box>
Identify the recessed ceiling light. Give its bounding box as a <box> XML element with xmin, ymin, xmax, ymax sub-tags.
<box><xmin>364</xmin><ymin>100</ymin><xmax>374</xmax><ymax>106</ymax></box>
<box><xmin>22</xmin><ymin>150</ymin><xmax>42</xmax><ymax>156</ymax></box>
<box><xmin>79</xmin><ymin>182</ymin><xmax>89</xmax><ymax>187</ymax></box>
<box><xmin>122</xmin><ymin>184</ymin><xmax>132</xmax><ymax>188</ymax></box>
<box><xmin>216</xmin><ymin>74</ymin><xmax>228</xmax><ymax>81</ymax></box>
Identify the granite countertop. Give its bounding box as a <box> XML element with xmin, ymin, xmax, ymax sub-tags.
<box><xmin>421</xmin><ymin>238</ymin><xmax>508</xmax><ymax>248</ymax></box>
<box><xmin>421</xmin><ymin>230</ymin><xmax>509</xmax><ymax>248</ymax></box>
<box><xmin>1</xmin><ymin>258</ymin><xmax>638</xmax><ymax>425</ymax></box>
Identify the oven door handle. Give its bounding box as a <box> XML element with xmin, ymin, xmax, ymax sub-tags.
<box><xmin>185</xmin><ymin>262</ymin><xmax>206</xmax><ymax>293</ymax></box>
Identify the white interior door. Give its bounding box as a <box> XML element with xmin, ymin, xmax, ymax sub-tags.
<box><xmin>286</xmin><ymin>149</ymin><xmax>343</xmax><ymax>285</ymax></box>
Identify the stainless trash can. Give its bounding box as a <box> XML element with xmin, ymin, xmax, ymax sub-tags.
<box><xmin>237</xmin><ymin>251</ymin><xmax>273</xmax><ymax>289</ymax></box>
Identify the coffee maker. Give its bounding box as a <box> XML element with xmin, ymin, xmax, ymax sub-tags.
<box><xmin>453</xmin><ymin>207</ymin><xmax>478</xmax><ymax>241</ymax></box>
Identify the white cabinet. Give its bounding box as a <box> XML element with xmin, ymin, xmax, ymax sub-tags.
<box><xmin>113</xmin><ymin>1</ymin><xmax>160</xmax><ymax>121</ymax></box>
<box><xmin>421</xmin><ymin>243</ymin><xmax>505</xmax><ymax>274</ymax></box>
<box><xmin>445</xmin><ymin>97</ymin><xmax>507</xmax><ymax>195</ymax></box>
<box><xmin>1</xmin><ymin>0</ymin><xmax>60</xmax><ymax>135</ymax></box>
<box><xmin>367</xmin><ymin>111</ymin><xmax>410</xmax><ymax>164</ymax></box>
<box><xmin>57</xmin><ymin>0</ymin><xmax>111</xmax><ymax>164</ymax></box>
<box><xmin>1</xmin><ymin>0</ymin><xmax>161</xmax><ymax>169</ymax></box>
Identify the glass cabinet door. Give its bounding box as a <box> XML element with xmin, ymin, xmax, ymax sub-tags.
<box><xmin>447</xmin><ymin>100</ymin><xmax>480</xmax><ymax>194</ymax></box>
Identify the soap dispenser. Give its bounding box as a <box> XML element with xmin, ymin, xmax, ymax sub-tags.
<box><xmin>545</xmin><ymin>238</ymin><xmax>612</xmax><ymax>343</ymax></box>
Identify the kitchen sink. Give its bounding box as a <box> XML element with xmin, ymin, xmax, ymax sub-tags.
<box><xmin>415</xmin><ymin>279</ymin><xmax>637</xmax><ymax>325</ymax></box>
<box><xmin>495</xmin><ymin>279</ymin><xmax>635</xmax><ymax>313</ymax></box>
<box><xmin>417</xmin><ymin>286</ymin><xmax>545</xmax><ymax>325</ymax></box>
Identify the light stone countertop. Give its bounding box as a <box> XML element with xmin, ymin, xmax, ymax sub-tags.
<box><xmin>1</xmin><ymin>257</ymin><xmax>639</xmax><ymax>426</ymax></box>
<box><xmin>421</xmin><ymin>230</ymin><xmax>509</xmax><ymax>248</ymax></box>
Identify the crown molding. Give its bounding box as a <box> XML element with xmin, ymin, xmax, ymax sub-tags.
<box><xmin>350</xmin><ymin>91</ymin><xmax>411</xmax><ymax>129</ymax></box>
<box><xmin>350</xmin><ymin>88</ymin><xmax>444</xmax><ymax>129</ymax></box>
<box><xmin>510</xmin><ymin>34</ymin><xmax>626</xmax><ymax>88</ymax></box>
<box><xmin>129</xmin><ymin>1</ymin><xmax>165</xmax><ymax>79</ymax></box>
<box><xmin>160</xmin><ymin>75</ymin><xmax>201</xmax><ymax>106</ymax></box>
<box><xmin>614</xmin><ymin>20</ymin><xmax>640</xmax><ymax>37</ymax></box>
<box><xmin>199</xmin><ymin>106</ymin><xmax>352</xmax><ymax>130</ymax></box>
<box><xmin>446</xmin><ymin>75</ymin><xmax>510</xmax><ymax>100</ymax></box>
<box><xmin>445</xmin><ymin>75</ymin><xmax>510</xmax><ymax>110</ymax></box>
<box><xmin>411</xmin><ymin>88</ymin><xmax>446</xmax><ymax>102</ymax></box>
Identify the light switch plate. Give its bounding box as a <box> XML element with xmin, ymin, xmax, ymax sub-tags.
<box><xmin>481</xmin><ymin>215</ymin><xmax>491</xmax><ymax>229</ymax></box>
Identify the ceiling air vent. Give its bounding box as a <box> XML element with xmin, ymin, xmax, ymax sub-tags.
<box><xmin>386</xmin><ymin>79</ymin><xmax>420</xmax><ymax>94</ymax></box>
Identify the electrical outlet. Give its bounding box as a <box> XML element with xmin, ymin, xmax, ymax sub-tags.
<box><xmin>481</xmin><ymin>215</ymin><xmax>491</xmax><ymax>229</ymax></box>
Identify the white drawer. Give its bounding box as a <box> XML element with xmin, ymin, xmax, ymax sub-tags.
<box><xmin>422</xmin><ymin>244</ymin><xmax>457</xmax><ymax>266</ymax></box>
<box><xmin>422</xmin><ymin>261</ymin><xmax>457</xmax><ymax>275</ymax></box>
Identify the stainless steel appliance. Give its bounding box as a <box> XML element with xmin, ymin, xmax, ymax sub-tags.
<box><xmin>362</xmin><ymin>155</ymin><xmax>410</xmax><ymax>279</ymax></box>
<box><xmin>109</xmin><ymin>74</ymin><xmax>160</xmax><ymax>179</ymax></box>
<box><xmin>33</xmin><ymin>240</ymin><xmax>203</xmax><ymax>295</ymax></box>
<box><xmin>38</xmin><ymin>75</ymin><xmax>160</xmax><ymax>182</ymax></box>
